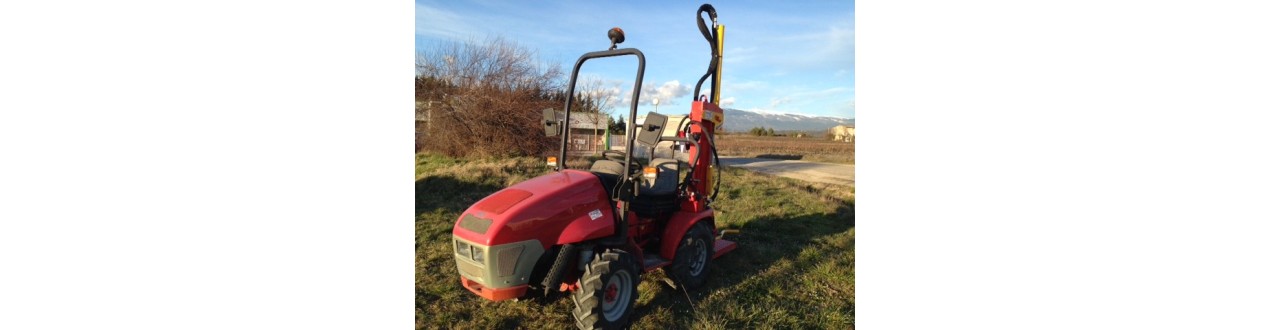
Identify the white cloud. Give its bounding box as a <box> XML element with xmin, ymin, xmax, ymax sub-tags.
<box><xmin>642</xmin><ymin>80</ymin><xmax>690</xmax><ymax>105</ymax></box>
<box><xmin>769</xmin><ymin>96</ymin><xmax>792</xmax><ymax>108</ymax></box>
<box><xmin>720</xmin><ymin>97</ymin><xmax>736</xmax><ymax>107</ymax></box>
<box><xmin>618</xmin><ymin>80</ymin><xmax>691</xmax><ymax>107</ymax></box>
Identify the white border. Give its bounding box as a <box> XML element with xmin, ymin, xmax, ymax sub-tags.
<box><xmin>0</xmin><ymin>1</ymin><xmax>413</xmax><ymax>329</ymax></box>
<box><xmin>861</xmin><ymin>1</ymin><xmax>1270</xmax><ymax>329</ymax></box>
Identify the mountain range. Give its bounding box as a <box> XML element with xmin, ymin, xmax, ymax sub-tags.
<box><xmin>719</xmin><ymin>108</ymin><xmax>854</xmax><ymax>132</ymax></box>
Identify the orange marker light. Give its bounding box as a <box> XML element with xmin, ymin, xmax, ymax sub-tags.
<box><xmin>546</xmin><ymin>157</ymin><xmax>558</xmax><ymax>167</ymax></box>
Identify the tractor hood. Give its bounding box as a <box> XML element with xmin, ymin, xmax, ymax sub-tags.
<box><xmin>453</xmin><ymin>169</ymin><xmax>616</xmax><ymax>248</ymax></box>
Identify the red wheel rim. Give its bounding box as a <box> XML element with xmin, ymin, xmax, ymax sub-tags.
<box><xmin>604</xmin><ymin>282</ymin><xmax>618</xmax><ymax>302</ymax></box>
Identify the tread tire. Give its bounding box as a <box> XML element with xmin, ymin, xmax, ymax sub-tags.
<box><xmin>668</xmin><ymin>222</ymin><xmax>713</xmax><ymax>290</ymax></box>
<box><xmin>571</xmin><ymin>249</ymin><xmax>638</xmax><ymax>330</ymax></box>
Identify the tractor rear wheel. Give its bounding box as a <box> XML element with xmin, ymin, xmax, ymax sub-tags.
<box><xmin>668</xmin><ymin>222</ymin><xmax>713</xmax><ymax>290</ymax></box>
<box><xmin>571</xmin><ymin>249</ymin><xmax>639</xmax><ymax>330</ymax></box>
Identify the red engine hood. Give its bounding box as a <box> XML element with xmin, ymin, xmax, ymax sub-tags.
<box><xmin>453</xmin><ymin>170</ymin><xmax>616</xmax><ymax>247</ymax></box>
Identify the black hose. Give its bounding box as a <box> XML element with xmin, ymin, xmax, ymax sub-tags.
<box><xmin>696</xmin><ymin>4</ymin><xmax>717</xmax><ymax>43</ymax></box>
<box><xmin>704</xmin><ymin>129</ymin><xmax>721</xmax><ymax>201</ymax></box>
<box><xmin>692</xmin><ymin>4</ymin><xmax>719</xmax><ymax>100</ymax></box>
<box><xmin>666</xmin><ymin>119</ymin><xmax>720</xmax><ymax>202</ymax></box>
<box><xmin>674</xmin><ymin>121</ymin><xmax>702</xmax><ymax>196</ymax></box>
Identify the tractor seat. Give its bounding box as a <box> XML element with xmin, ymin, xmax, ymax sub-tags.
<box><xmin>589</xmin><ymin>158</ymin><xmax>680</xmax><ymax>195</ymax></box>
<box><xmin>640</xmin><ymin>158</ymin><xmax>680</xmax><ymax>196</ymax></box>
<box><xmin>632</xmin><ymin>158</ymin><xmax>681</xmax><ymax>217</ymax></box>
<box><xmin>589</xmin><ymin>159</ymin><xmax>625</xmax><ymax>196</ymax></box>
<box><xmin>589</xmin><ymin>157</ymin><xmax>682</xmax><ymax>216</ymax></box>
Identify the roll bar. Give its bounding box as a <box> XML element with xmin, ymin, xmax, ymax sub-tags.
<box><xmin>556</xmin><ymin>47</ymin><xmax>646</xmax><ymax>194</ymax></box>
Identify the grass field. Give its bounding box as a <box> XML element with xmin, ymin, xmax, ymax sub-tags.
<box><xmin>416</xmin><ymin>153</ymin><xmax>854</xmax><ymax>329</ymax></box>
<box><xmin>714</xmin><ymin>135</ymin><xmax>854</xmax><ymax>164</ymax></box>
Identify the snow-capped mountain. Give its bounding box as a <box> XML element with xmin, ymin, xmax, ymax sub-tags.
<box><xmin>720</xmin><ymin>108</ymin><xmax>854</xmax><ymax>132</ymax></box>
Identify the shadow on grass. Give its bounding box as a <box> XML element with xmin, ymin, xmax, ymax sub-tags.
<box><xmin>416</xmin><ymin>176</ymin><xmax>504</xmax><ymax>216</ymax></box>
<box><xmin>416</xmin><ymin>168</ymin><xmax>855</xmax><ymax>328</ymax></box>
<box><xmin>629</xmin><ymin>201</ymin><xmax>855</xmax><ymax>326</ymax></box>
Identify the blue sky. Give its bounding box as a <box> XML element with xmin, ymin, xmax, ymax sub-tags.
<box><xmin>416</xmin><ymin>0</ymin><xmax>854</xmax><ymax>119</ymax></box>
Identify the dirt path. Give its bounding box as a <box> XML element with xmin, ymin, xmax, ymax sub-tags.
<box><xmin>719</xmin><ymin>157</ymin><xmax>854</xmax><ymax>186</ymax></box>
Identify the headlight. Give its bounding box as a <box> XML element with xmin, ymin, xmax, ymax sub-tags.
<box><xmin>456</xmin><ymin>241</ymin><xmax>471</xmax><ymax>258</ymax></box>
<box><xmin>472</xmin><ymin>246</ymin><xmax>485</xmax><ymax>262</ymax></box>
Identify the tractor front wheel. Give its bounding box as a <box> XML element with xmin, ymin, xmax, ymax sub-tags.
<box><xmin>668</xmin><ymin>222</ymin><xmax>713</xmax><ymax>290</ymax></box>
<box><xmin>571</xmin><ymin>249</ymin><xmax>639</xmax><ymax>329</ymax></box>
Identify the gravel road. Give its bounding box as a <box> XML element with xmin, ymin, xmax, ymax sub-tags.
<box><xmin>719</xmin><ymin>157</ymin><xmax>854</xmax><ymax>186</ymax></box>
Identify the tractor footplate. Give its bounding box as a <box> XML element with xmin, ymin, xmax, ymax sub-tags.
<box><xmin>642</xmin><ymin>255</ymin><xmax>670</xmax><ymax>270</ymax></box>
<box><xmin>713</xmin><ymin>239</ymin><xmax>737</xmax><ymax>258</ymax></box>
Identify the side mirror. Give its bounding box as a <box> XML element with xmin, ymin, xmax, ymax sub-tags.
<box><xmin>542</xmin><ymin>108</ymin><xmax>560</xmax><ymax>137</ymax></box>
<box><xmin>637</xmin><ymin>112</ymin><xmax>667</xmax><ymax>147</ymax></box>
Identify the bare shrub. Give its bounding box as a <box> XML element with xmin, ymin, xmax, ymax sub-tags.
<box><xmin>416</xmin><ymin>37</ymin><xmax>566</xmax><ymax>157</ymax></box>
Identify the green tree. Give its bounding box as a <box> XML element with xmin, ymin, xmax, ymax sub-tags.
<box><xmin>610</xmin><ymin>115</ymin><xmax>626</xmax><ymax>135</ymax></box>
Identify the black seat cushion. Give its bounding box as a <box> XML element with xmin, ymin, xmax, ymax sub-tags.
<box><xmin>640</xmin><ymin>159</ymin><xmax>679</xmax><ymax>197</ymax></box>
<box><xmin>592</xmin><ymin>158</ymin><xmax>681</xmax><ymax>217</ymax></box>
<box><xmin>590</xmin><ymin>160</ymin><xmax>626</xmax><ymax>199</ymax></box>
<box><xmin>590</xmin><ymin>171</ymin><xmax>620</xmax><ymax>199</ymax></box>
<box><xmin>590</xmin><ymin>159</ymin><xmax>626</xmax><ymax>176</ymax></box>
<box><xmin>633</xmin><ymin>158</ymin><xmax>681</xmax><ymax>217</ymax></box>
<box><xmin>631</xmin><ymin>193</ymin><xmax>679</xmax><ymax>217</ymax></box>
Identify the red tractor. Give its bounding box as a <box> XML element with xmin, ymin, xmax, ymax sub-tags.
<box><xmin>451</xmin><ymin>4</ymin><xmax>734</xmax><ymax>329</ymax></box>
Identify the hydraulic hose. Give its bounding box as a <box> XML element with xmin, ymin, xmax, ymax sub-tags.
<box><xmin>668</xmin><ymin>119</ymin><xmax>721</xmax><ymax>202</ymax></box>
<box><xmin>692</xmin><ymin>4</ymin><xmax>719</xmax><ymax>101</ymax></box>
<box><xmin>705</xmin><ymin>128</ymin><xmax>721</xmax><ymax>201</ymax></box>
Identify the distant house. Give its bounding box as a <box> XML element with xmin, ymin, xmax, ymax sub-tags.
<box><xmin>555</xmin><ymin>110</ymin><xmax>608</xmax><ymax>155</ymax></box>
<box><xmin>830</xmin><ymin>125</ymin><xmax>855</xmax><ymax>142</ymax></box>
<box><xmin>633</xmin><ymin>114</ymin><xmax>690</xmax><ymax>158</ymax></box>
<box><xmin>635</xmin><ymin>114</ymin><xmax>690</xmax><ymax>138</ymax></box>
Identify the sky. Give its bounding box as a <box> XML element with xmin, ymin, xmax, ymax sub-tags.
<box><xmin>416</xmin><ymin>0</ymin><xmax>854</xmax><ymax>119</ymax></box>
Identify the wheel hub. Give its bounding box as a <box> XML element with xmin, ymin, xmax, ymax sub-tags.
<box><xmin>689</xmin><ymin>238</ymin><xmax>708</xmax><ymax>276</ymax></box>
<box><xmin>600</xmin><ymin>270</ymin><xmax>633</xmax><ymax>321</ymax></box>
<box><xmin>604</xmin><ymin>283</ymin><xmax>618</xmax><ymax>302</ymax></box>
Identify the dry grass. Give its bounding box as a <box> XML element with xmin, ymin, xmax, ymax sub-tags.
<box><xmin>714</xmin><ymin>135</ymin><xmax>854</xmax><ymax>164</ymax></box>
<box><xmin>416</xmin><ymin>153</ymin><xmax>853</xmax><ymax>329</ymax></box>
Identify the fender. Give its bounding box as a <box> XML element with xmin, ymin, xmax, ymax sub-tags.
<box><xmin>658</xmin><ymin>209</ymin><xmax>714</xmax><ymax>260</ymax></box>
<box><xmin>555</xmin><ymin>209</ymin><xmax>617</xmax><ymax>245</ymax></box>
